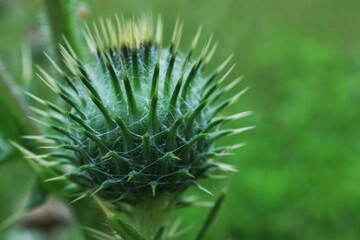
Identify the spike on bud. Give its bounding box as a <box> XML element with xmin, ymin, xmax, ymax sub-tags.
<box><xmin>127</xmin><ymin>170</ymin><xmax>138</xmax><ymax>182</ymax></box>
<box><xmin>150</xmin><ymin>181</ymin><xmax>157</xmax><ymax>197</ymax></box>
<box><xmin>178</xmin><ymin>169</ymin><xmax>195</xmax><ymax>178</ymax></box>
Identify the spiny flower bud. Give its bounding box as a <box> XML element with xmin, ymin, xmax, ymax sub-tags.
<box><xmin>28</xmin><ymin>15</ymin><xmax>253</xmax><ymax>203</ymax></box>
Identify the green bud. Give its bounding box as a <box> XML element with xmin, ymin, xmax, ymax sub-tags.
<box><xmin>29</xmin><ymin>15</ymin><xmax>253</xmax><ymax>204</ymax></box>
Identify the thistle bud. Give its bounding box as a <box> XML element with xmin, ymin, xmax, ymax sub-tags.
<box><xmin>29</xmin><ymin>16</ymin><xmax>252</xmax><ymax>204</ymax></box>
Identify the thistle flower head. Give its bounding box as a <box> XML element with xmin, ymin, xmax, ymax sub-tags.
<box><xmin>29</xmin><ymin>15</ymin><xmax>252</xmax><ymax>203</ymax></box>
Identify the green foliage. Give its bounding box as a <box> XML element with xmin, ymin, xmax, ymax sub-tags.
<box><xmin>1</xmin><ymin>0</ymin><xmax>360</xmax><ymax>240</ymax></box>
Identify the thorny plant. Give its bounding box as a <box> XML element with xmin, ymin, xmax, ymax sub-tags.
<box><xmin>0</xmin><ymin>2</ymin><xmax>252</xmax><ymax>240</ymax></box>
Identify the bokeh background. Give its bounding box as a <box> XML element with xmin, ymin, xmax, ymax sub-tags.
<box><xmin>1</xmin><ymin>0</ymin><xmax>360</xmax><ymax>239</ymax></box>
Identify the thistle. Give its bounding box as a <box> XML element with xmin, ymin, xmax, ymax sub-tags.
<box><xmin>24</xmin><ymin>15</ymin><xmax>252</xmax><ymax>239</ymax></box>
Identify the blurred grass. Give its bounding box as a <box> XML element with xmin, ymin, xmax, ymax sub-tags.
<box><xmin>1</xmin><ymin>0</ymin><xmax>360</xmax><ymax>239</ymax></box>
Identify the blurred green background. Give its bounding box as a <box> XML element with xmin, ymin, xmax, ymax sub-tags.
<box><xmin>1</xmin><ymin>0</ymin><xmax>360</xmax><ymax>239</ymax></box>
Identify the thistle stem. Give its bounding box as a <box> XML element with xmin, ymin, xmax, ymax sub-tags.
<box><xmin>43</xmin><ymin>0</ymin><xmax>82</xmax><ymax>71</ymax></box>
<box><xmin>0</xmin><ymin>60</ymin><xmax>39</xmax><ymax>136</ymax></box>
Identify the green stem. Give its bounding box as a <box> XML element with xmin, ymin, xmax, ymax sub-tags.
<box><xmin>195</xmin><ymin>192</ymin><xmax>225</xmax><ymax>240</ymax></box>
<box><xmin>0</xmin><ymin>60</ymin><xmax>39</xmax><ymax>137</ymax></box>
<box><xmin>195</xmin><ymin>175</ymin><xmax>235</xmax><ymax>240</ymax></box>
<box><xmin>93</xmin><ymin>195</ymin><xmax>146</xmax><ymax>240</ymax></box>
<box><xmin>129</xmin><ymin>197</ymin><xmax>175</xmax><ymax>238</ymax></box>
<box><xmin>43</xmin><ymin>0</ymin><xmax>82</xmax><ymax>71</ymax></box>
